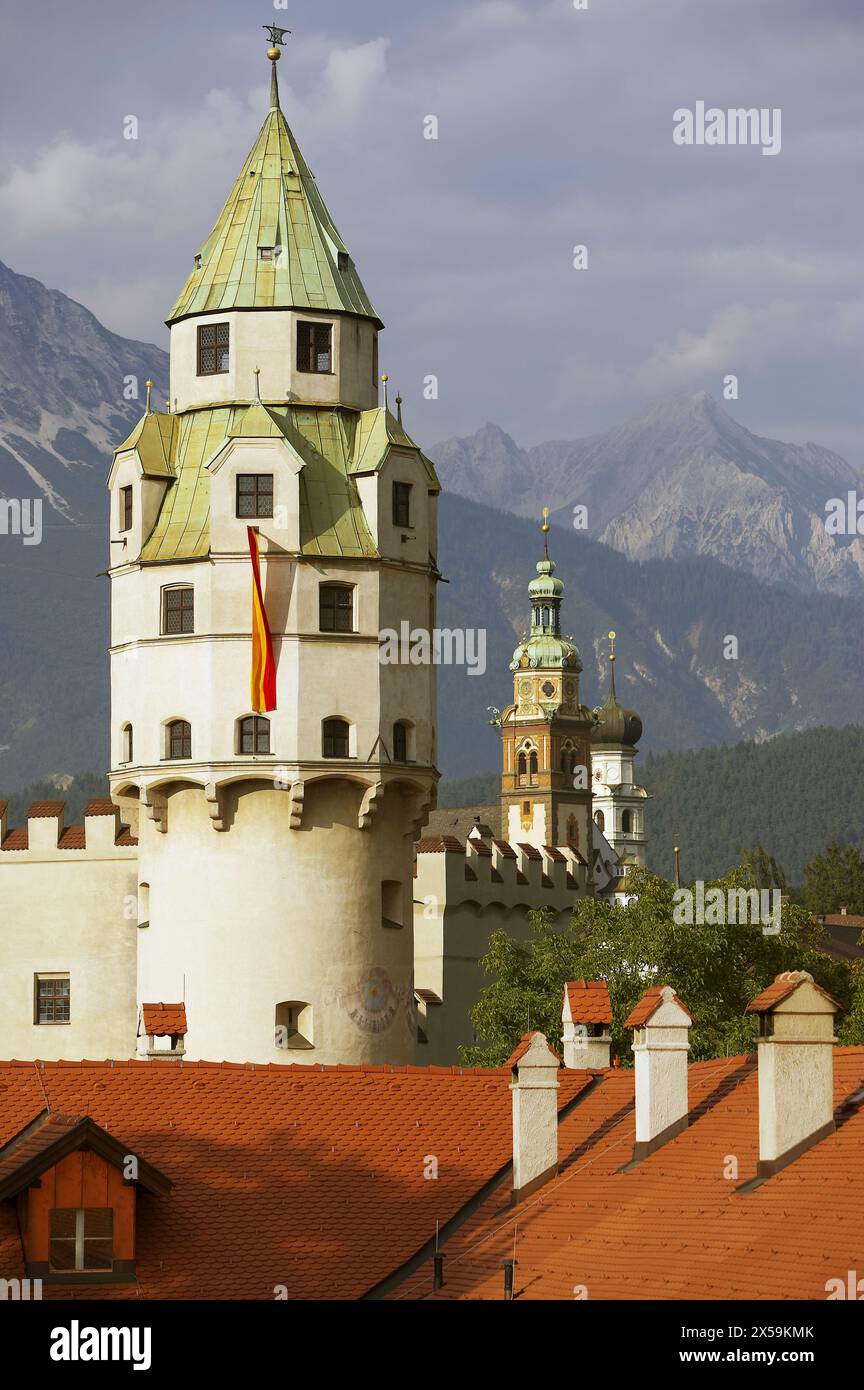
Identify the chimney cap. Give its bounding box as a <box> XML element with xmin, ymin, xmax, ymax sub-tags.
<box><xmin>625</xmin><ymin>983</ymin><xmax>694</xmax><ymax>1029</ymax></box>
<box><xmin>563</xmin><ymin>980</ymin><xmax>612</xmax><ymax>1025</ymax></box>
<box><xmin>506</xmin><ymin>1031</ymin><xmax>561</xmax><ymax>1070</ymax></box>
<box><xmin>745</xmin><ymin>970</ymin><xmax>841</xmax><ymax>1015</ymax></box>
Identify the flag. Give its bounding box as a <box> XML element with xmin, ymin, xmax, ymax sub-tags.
<box><xmin>248</xmin><ymin>526</ymin><xmax>277</xmax><ymax>712</ymax></box>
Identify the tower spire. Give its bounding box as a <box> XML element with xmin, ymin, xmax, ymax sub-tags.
<box><xmin>541</xmin><ymin>505</ymin><xmax>550</xmax><ymax>561</ymax></box>
<box><xmin>607</xmin><ymin>630</ymin><xmax>617</xmax><ymax>700</ymax></box>
<box><xmin>262</xmin><ymin>23</ymin><xmax>291</xmax><ymax>111</ymax></box>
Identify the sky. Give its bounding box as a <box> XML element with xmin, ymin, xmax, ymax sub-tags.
<box><xmin>0</xmin><ymin>0</ymin><xmax>861</xmax><ymax>457</ymax></box>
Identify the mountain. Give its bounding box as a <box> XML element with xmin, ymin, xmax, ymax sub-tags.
<box><xmin>431</xmin><ymin>393</ymin><xmax>864</xmax><ymax>597</ymax></box>
<box><xmin>439</xmin><ymin>725</ymin><xmax>864</xmax><ymax>887</ymax></box>
<box><xmin>3</xmin><ymin>260</ymin><xmax>864</xmax><ymax>789</ymax></box>
<box><xmin>0</xmin><ymin>261</ymin><xmax>167</xmax><ymax>784</ymax></box>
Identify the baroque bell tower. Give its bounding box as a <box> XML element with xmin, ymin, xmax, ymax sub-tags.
<box><xmin>498</xmin><ymin>513</ymin><xmax>595</xmax><ymax>860</ymax></box>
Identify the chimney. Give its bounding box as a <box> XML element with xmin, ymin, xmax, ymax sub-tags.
<box><xmin>625</xmin><ymin>984</ymin><xmax>693</xmax><ymax>1160</ymax></box>
<box><xmin>745</xmin><ymin>970</ymin><xmax>840</xmax><ymax>1176</ymax></box>
<box><xmin>508</xmin><ymin>1032</ymin><xmax>560</xmax><ymax>1201</ymax></box>
<box><xmin>562</xmin><ymin>981</ymin><xmax>612</xmax><ymax>1068</ymax></box>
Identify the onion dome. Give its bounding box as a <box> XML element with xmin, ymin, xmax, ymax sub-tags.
<box><xmin>509</xmin><ymin>516</ymin><xmax>582</xmax><ymax>672</ymax></box>
<box><xmin>591</xmin><ymin>634</ymin><xmax>642</xmax><ymax>747</ymax></box>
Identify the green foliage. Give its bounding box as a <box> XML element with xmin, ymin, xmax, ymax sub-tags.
<box><xmin>460</xmin><ymin>863</ymin><xmax>861</xmax><ymax>1067</ymax></box>
<box><xmin>801</xmin><ymin>842</ymin><xmax>864</xmax><ymax>915</ymax></box>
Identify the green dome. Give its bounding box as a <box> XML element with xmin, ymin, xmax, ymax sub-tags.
<box><xmin>528</xmin><ymin>558</ymin><xmax>564</xmax><ymax>601</ymax></box>
<box><xmin>510</xmin><ymin>551</ymin><xmax>581</xmax><ymax>671</ymax></box>
<box><xmin>510</xmin><ymin>633</ymin><xmax>582</xmax><ymax>671</ymax></box>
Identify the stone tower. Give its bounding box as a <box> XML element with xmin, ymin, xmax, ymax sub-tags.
<box><xmin>590</xmin><ymin>634</ymin><xmax>648</xmax><ymax>867</ymax></box>
<box><xmin>498</xmin><ymin>517</ymin><xmax>595</xmax><ymax>860</ymax></box>
<box><xmin>106</xmin><ymin>40</ymin><xmax>439</xmax><ymax>1065</ymax></box>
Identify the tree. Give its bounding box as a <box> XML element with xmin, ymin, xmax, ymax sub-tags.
<box><xmin>460</xmin><ymin>864</ymin><xmax>859</xmax><ymax>1067</ymax></box>
<box><xmin>740</xmin><ymin>845</ymin><xmax>787</xmax><ymax>892</ymax></box>
<box><xmin>801</xmin><ymin>842</ymin><xmax>864</xmax><ymax>915</ymax></box>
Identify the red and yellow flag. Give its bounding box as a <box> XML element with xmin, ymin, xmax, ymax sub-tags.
<box><xmin>248</xmin><ymin>526</ymin><xmax>277</xmax><ymax>712</ymax></box>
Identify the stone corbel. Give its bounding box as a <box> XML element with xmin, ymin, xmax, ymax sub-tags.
<box><xmin>358</xmin><ymin>780</ymin><xmax>384</xmax><ymax>831</ymax></box>
<box><xmin>288</xmin><ymin>780</ymin><xmax>305</xmax><ymax>830</ymax></box>
<box><xmin>403</xmin><ymin>785</ymin><xmax>435</xmax><ymax>838</ymax></box>
<box><xmin>204</xmin><ymin>781</ymin><xmax>226</xmax><ymax>832</ymax></box>
<box><xmin>141</xmin><ymin>788</ymin><xmax>167</xmax><ymax>834</ymax></box>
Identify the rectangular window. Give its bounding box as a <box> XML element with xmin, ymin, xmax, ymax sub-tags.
<box><xmin>392</xmin><ymin>481</ymin><xmax>412</xmax><ymax>528</ymax></box>
<box><xmin>35</xmin><ymin>975</ymin><xmax>70</xmax><ymax>1024</ymax></box>
<box><xmin>197</xmin><ymin>322</ymin><xmax>230</xmax><ymax>375</ymax></box>
<box><xmin>49</xmin><ymin>1209</ymin><xmax>113</xmax><ymax>1273</ymax></box>
<box><xmin>319</xmin><ymin>585</ymin><xmax>354</xmax><ymax>633</ymax></box>
<box><xmin>236</xmin><ymin>474</ymin><xmax>274</xmax><ymax>519</ymax></box>
<box><xmin>297</xmin><ymin>321</ymin><xmax>333</xmax><ymax>374</ymax></box>
<box><xmin>120</xmin><ymin>486</ymin><xmax>133</xmax><ymax>533</ymax></box>
<box><xmin>240</xmin><ymin>716</ymin><xmax>271</xmax><ymax>755</ymax></box>
<box><xmin>162</xmin><ymin>587</ymin><xmax>194</xmax><ymax>635</ymax></box>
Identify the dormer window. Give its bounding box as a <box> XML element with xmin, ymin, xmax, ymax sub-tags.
<box><xmin>259</xmin><ymin>246</ymin><xmax>274</xmax><ymax>262</ymax></box>
<box><xmin>297</xmin><ymin>321</ymin><xmax>332</xmax><ymax>374</ymax></box>
<box><xmin>50</xmin><ymin>1208</ymin><xmax>113</xmax><ymax>1274</ymax></box>
<box><xmin>194</xmin><ymin>254</ymin><xmax>202</xmax><ymax>269</ymax></box>
<box><xmin>197</xmin><ymin>322</ymin><xmax>230</xmax><ymax>375</ymax></box>
<box><xmin>392</xmin><ymin>482</ymin><xmax>412</xmax><ymax>528</ymax></box>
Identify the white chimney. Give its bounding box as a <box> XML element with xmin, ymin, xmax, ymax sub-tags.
<box><xmin>562</xmin><ymin>981</ymin><xmax>612</xmax><ymax>1068</ymax></box>
<box><xmin>508</xmin><ymin>1032</ymin><xmax>560</xmax><ymax>1201</ymax></box>
<box><xmin>746</xmin><ymin>970</ymin><xmax>839</xmax><ymax>1176</ymax></box>
<box><xmin>626</xmin><ymin>984</ymin><xmax>693</xmax><ymax>1160</ymax></box>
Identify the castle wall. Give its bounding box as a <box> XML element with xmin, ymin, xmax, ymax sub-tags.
<box><xmin>0</xmin><ymin>806</ymin><xmax>138</xmax><ymax>1060</ymax></box>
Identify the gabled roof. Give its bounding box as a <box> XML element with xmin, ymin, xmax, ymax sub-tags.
<box><xmin>166</xmin><ymin>70</ymin><xmax>380</xmax><ymax>327</ymax></box>
<box><xmin>112</xmin><ymin>410</ymin><xmax>178</xmax><ymax>479</ymax></box>
<box><xmin>564</xmin><ymin>980</ymin><xmax>613</xmax><ymax>1025</ymax></box>
<box><xmin>141</xmin><ymin>1004</ymin><xmax>188</xmax><ymax>1037</ymax></box>
<box><xmin>745</xmin><ymin>970</ymin><xmax>841</xmax><ymax>1014</ymax></box>
<box><xmin>0</xmin><ymin>1110</ymin><xmax>172</xmax><ymax>1201</ymax></box>
<box><xmin>351</xmin><ymin>408</ymin><xmax>439</xmax><ymax>489</ymax></box>
<box><xmin>624</xmin><ymin>984</ymin><xmax>695</xmax><ymax>1028</ymax></box>
<box><xmin>505</xmin><ymin>1032</ymin><xmax>561</xmax><ymax>1068</ymax></box>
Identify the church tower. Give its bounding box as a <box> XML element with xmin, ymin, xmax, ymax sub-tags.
<box><xmin>106</xmin><ymin>35</ymin><xmax>439</xmax><ymax>1065</ymax></box>
<box><xmin>499</xmin><ymin>514</ymin><xmax>595</xmax><ymax>860</ymax></box>
<box><xmin>590</xmin><ymin>634</ymin><xmax>648</xmax><ymax>867</ymax></box>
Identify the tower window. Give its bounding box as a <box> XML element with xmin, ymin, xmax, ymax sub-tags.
<box><xmin>517</xmin><ymin>752</ymin><xmax>527</xmax><ymax>785</ymax></box>
<box><xmin>120</xmin><ymin>485</ymin><xmax>133</xmax><ymax>533</ymax></box>
<box><xmin>319</xmin><ymin>584</ymin><xmax>354</xmax><ymax>633</ymax></box>
<box><xmin>567</xmin><ymin>815</ymin><xmax>579</xmax><ymax>849</ymax></box>
<box><xmin>236</xmin><ymin>473</ymin><xmax>274</xmax><ymax>519</ymax></box>
<box><xmin>392</xmin><ymin>721</ymin><xmax>408</xmax><ymax>763</ymax></box>
<box><xmin>49</xmin><ymin>1209</ymin><xmax>113</xmax><ymax>1274</ymax></box>
<box><xmin>167</xmin><ymin>719</ymin><xmax>192</xmax><ymax>760</ymax></box>
<box><xmin>594</xmin><ymin>809</ymin><xmax>605</xmax><ymax>832</ymax></box>
<box><xmin>622</xmin><ymin>809</ymin><xmax>632</xmax><ymax>834</ymax></box>
<box><xmin>392</xmin><ymin>482</ymin><xmax>412</xmax><ymax>528</ymax></box>
<box><xmin>34</xmin><ymin>975</ymin><xmax>70</xmax><ymax>1024</ymax></box>
<box><xmin>529</xmin><ymin>750</ymin><xmax>538</xmax><ymax>782</ymax></box>
<box><xmin>238</xmin><ymin>715</ymin><xmax>271</xmax><ymax>755</ymax></box>
<box><xmin>121</xmin><ymin>723</ymin><xmax>133</xmax><ymax>764</ymax></box>
<box><xmin>162</xmin><ymin>586</ymin><xmax>194</xmax><ymax>635</ymax></box>
<box><xmin>297</xmin><ymin>321</ymin><xmax>333</xmax><ymax>373</ymax></box>
<box><xmin>197</xmin><ymin>321</ymin><xmax>230</xmax><ymax>375</ymax></box>
<box><xmin>275</xmin><ymin>1001</ymin><xmax>313</xmax><ymax>1049</ymax></box>
<box><xmin>322</xmin><ymin>718</ymin><xmax>350</xmax><ymax>759</ymax></box>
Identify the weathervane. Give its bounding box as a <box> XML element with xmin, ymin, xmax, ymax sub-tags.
<box><xmin>608</xmin><ymin>630</ymin><xmax>617</xmax><ymax>663</ymax></box>
<box><xmin>263</xmin><ymin>24</ymin><xmax>291</xmax><ymax>51</ymax></box>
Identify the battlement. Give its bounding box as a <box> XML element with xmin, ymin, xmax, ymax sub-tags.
<box><xmin>415</xmin><ymin>826</ymin><xmax>589</xmax><ymax>911</ymax></box>
<box><xmin>0</xmin><ymin>798</ymin><xmax>138</xmax><ymax>858</ymax></box>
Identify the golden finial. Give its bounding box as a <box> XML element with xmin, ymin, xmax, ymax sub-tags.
<box><xmin>144</xmin><ymin>379</ymin><xmax>153</xmax><ymax>414</ymax></box>
<box><xmin>263</xmin><ymin>25</ymin><xmax>290</xmax><ymax>108</ymax></box>
<box><xmin>253</xmin><ymin>365</ymin><xmax>261</xmax><ymax>402</ymax></box>
<box><xmin>381</xmin><ymin>372</ymin><xmax>389</xmax><ymax>410</ymax></box>
<box><xmin>165</xmin><ymin>399</ymin><xmax>171</xmax><ymax>412</ymax></box>
<box><xmin>541</xmin><ymin>505</ymin><xmax>550</xmax><ymax>560</ymax></box>
<box><xmin>608</xmin><ymin>630</ymin><xmax>617</xmax><ymax>663</ymax></box>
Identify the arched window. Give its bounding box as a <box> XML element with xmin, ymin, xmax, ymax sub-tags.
<box><xmin>542</xmin><ymin>606</ymin><xmax>550</xmax><ymax>627</ymax></box>
<box><xmin>528</xmin><ymin>750</ymin><xmax>538</xmax><ymax>782</ymax></box>
<box><xmin>121</xmin><ymin>723</ymin><xmax>133</xmax><ymax>764</ymax></box>
<box><xmin>392</xmin><ymin>721</ymin><xmax>408</xmax><ymax>763</ymax></box>
<box><xmin>594</xmin><ymin>809</ymin><xmax>605</xmax><ymax>832</ymax></box>
<box><xmin>517</xmin><ymin>751</ymin><xmax>527</xmax><ymax>785</ymax></box>
<box><xmin>319</xmin><ymin>583</ymin><xmax>354</xmax><ymax>633</ymax></box>
<box><xmin>167</xmin><ymin>720</ymin><xmax>191</xmax><ymax>760</ymax></box>
<box><xmin>322</xmin><ymin>718</ymin><xmax>350</xmax><ymax>759</ymax></box>
<box><xmin>622</xmin><ymin>809</ymin><xmax>632</xmax><ymax>834</ymax></box>
<box><xmin>567</xmin><ymin>814</ymin><xmax>579</xmax><ymax>849</ymax></box>
<box><xmin>238</xmin><ymin>715</ymin><xmax>270</xmax><ymax>755</ymax></box>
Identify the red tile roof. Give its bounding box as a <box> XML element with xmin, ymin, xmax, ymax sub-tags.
<box><xmin>492</xmin><ymin>840</ymin><xmax>517</xmax><ymax>859</ymax></box>
<box><xmin>27</xmin><ymin>800</ymin><xmax>65</xmax><ymax>818</ymax></box>
<box><xmin>517</xmin><ymin>843</ymin><xmax>542</xmax><ymax>860</ymax></box>
<box><xmin>390</xmin><ymin>1049</ymin><xmax>864</xmax><ymax>1302</ymax></box>
<box><xmin>543</xmin><ymin>846</ymin><xmax>566</xmax><ymax>863</ymax></box>
<box><xmin>746</xmin><ymin>970</ymin><xmax>841</xmax><ymax>1014</ymax></box>
<box><xmin>415</xmin><ymin>836</ymin><xmax>464</xmax><ymax>854</ymax></box>
<box><xmin>0</xmin><ymin>1059</ymin><xmax>592</xmax><ymax>1300</ymax></box>
<box><xmin>505</xmin><ymin>1032</ymin><xmax>562</xmax><ymax>1068</ymax></box>
<box><xmin>0</xmin><ymin>1111</ymin><xmax>171</xmax><ymax>1200</ymax></box>
<box><xmin>84</xmin><ymin>798</ymin><xmax>119</xmax><ymax>817</ymax></box>
<box><xmin>57</xmin><ymin>826</ymin><xmax>86</xmax><ymax>849</ymax></box>
<box><xmin>625</xmin><ymin>984</ymin><xmax>695</xmax><ymax>1028</ymax></box>
<box><xmin>0</xmin><ymin>829</ymin><xmax>28</xmax><ymax>851</ymax></box>
<box><xmin>564</xmin><ymin>980</ymin><xmax>612</xmax><ymax>1025</ymax></box>
<box><xmin>142</xmin><ymin>1003</ymin><xmax>188</xmax><ymax>1036</ymax></box>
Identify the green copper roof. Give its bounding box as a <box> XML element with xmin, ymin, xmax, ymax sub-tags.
<box><xmin>166</xmin><ymin>66</ymin><xmax>380</xmax><ymax>327</ymax></box>
<box><xmin>352</xmin><ymin>407</ymin><xmax>439</xmax><ymax>487</ymax></box>
<box><xmin>510</xmin><ymin>552</ymin><xmax>582</xmax><ymax>672</ymax></box>
<box><xmin>114</xmin><ymin>411</ymin><xmax>178</xmax><ymax>478</ymax></box>
<box><xmin>136</xmin><ymin>404</ymin><xmax>426</xmax><ymax>563</ymax></box>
